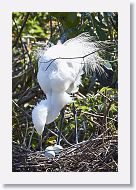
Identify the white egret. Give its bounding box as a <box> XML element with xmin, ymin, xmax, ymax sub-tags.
<box><xmin>32</xmin><ymin>33</ymin><xmax>107</xmax><ymax>142</ymax></box>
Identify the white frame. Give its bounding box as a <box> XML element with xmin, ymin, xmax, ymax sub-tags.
<box><xmin>0</xmin><ymin>0</ymin><xmax>130</xmax><ymax>184</ymax></box>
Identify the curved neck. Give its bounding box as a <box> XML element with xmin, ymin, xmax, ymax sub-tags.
<box><xmin>46</xmin><ymin>92</ymin><xmax>72</xmax><ymax>124</ymax></box>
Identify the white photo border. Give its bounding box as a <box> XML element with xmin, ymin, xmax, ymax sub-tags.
<box><xmin>0</xmin><ymin>0</ymin><xmax>130</xmax><ymax>184</ymax></box>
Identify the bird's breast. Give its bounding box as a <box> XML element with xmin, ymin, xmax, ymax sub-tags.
<box><xmin>37</xmin><ymin>59</ymin><xmax>76</xmax><ymax>93</ymax></box>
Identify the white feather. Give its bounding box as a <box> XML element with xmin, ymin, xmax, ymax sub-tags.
<box><xmin>32</xmin><ymin>100</ymin><xmax>48</xmax><ymax>135</ymax></box>
<box><xmin>32</xmin><ymin>32</ymin><xmax>106</xmax><ymax>135</ymax></box>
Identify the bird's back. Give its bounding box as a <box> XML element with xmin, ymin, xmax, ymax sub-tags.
<box><xmin>37</xmin><ymin>44</ymin><xmax>83</xmax><ymax>95</ymax></box>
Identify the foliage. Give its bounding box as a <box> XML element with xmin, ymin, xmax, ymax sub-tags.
<box><xmin>12</xmin><ymin>12</ymin><xmax>118</xmax><ymax>154</ymax></box>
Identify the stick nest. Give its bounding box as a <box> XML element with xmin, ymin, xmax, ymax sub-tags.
<box><xmin>12</xmin><ymin>130</ymin><xmax>118</xmax><ymax>172</ymax></box>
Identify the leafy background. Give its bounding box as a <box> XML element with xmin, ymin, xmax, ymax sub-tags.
<box><xmin>12</xmin><ymin>12</ymin><xmax>118</xmax><ymax>151</ymax></box>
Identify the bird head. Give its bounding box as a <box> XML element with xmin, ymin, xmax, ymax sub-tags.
<box><xmin>32</xmin><ymin>93</ymin><xmax>71</xmax><ymax>136</ymax></box>
<box><xmin>32</xmin><ymin>100</ymin><xmax>48</xmax><ymax>135</ymax></box>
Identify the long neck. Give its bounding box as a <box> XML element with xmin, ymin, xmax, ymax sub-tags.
<box><xmin>46</xmin><ymin>91</ymin><xmax>72</xmax><ymax>124</ymax></box>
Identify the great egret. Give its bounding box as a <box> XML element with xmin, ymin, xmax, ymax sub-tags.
<box><xmin>32</xmin><ymin>32</ymin><xmax>108</xmax><ymax>143</ymax></box>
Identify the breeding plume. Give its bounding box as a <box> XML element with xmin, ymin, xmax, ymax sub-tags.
<box><xmin>32</xmin><ymin>33</ymin><xmax>107</xmax><ymax>135</ymax></box>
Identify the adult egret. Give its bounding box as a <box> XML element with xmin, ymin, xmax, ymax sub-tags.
<box><xmin>32</xmin><ymin>32</ymin><xmax>108</xmax><ymax>144</ymax></box>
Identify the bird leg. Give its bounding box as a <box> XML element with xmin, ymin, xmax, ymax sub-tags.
<box><xmin>72</xmin><ymin>102</ymin><xmax>78</xmax><ymax>144</ymax></box>
<box><xmin>39</xmin><ymin>134</ymin><xmax>43</xmax><ymax>151</ymax></box>
<box><xmin>28</xmin><ymin>126</ymin><xmax>42</xmax><ymax>151</ymax></box>
<box><xmin>57</xmin><ymin>108</ymin><xmax>65</xmax><ymax>145</ymax></box>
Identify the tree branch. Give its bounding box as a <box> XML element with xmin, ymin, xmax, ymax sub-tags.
<box><xmin>13</xmin><ymin>13</ymin><xmax>30</xmax><ymax>48</ymax></box>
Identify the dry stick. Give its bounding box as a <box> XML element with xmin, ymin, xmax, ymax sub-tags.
<box><xmin>81</xmin><ymin>111</ymin><xmax>117</xmax><ymax>122</ymax></box>
<box><xmin>60</xmin><ymin>134</ymin><xmax>73</xmax><ymax>146</ymax></box>
<box><xmin>98</xmin><ymin>91</ymin><xmax>112</xmax><ymax>102</ymax></box>
<box><xmin>12</xmin><ymin>67</ymin><xmax>31</xmax><ymax>79</ymax></box>
<box><xmin>99</xmin><ymin>91</ymin><xmax>113</xmax><ymax>144</ymax></box>
<box><xmin>77</xmin><ymin>92</ymin><xmax>86</xmax><ymax>99</ymax></box>
<box><xmin>17</xmin><ymin>91</ymin><xmax>36</xmax><ymax>106</ymax></box>
<box><xmin>28</xmin><ymin>126</ymin><xmax>35</xmax><ymax>150</ymax></box>
<box><xmin>102</xmin><ymin>100</ymin><xmax>113</xmax><ymax>128</ymax></box>
<box><xmin>49</xmin><ymin>15</ymin><xmax>53</xmax><ymax>38</ymax></box>
<box><xmin>97</xmin><ymin>91</ymin><xmax>113</xmax><ymax>128</ymax></box>
<box><xmin>23</xmin><ymin>41</ymin><xmax>32</xmax><ymax>64</ymax></box>
<box><xmin>54</xmin><ymin>122</ymin><xmax>73</xmax><ymax>146</ymax></box>
<box><xmin>54</xmin><ymin>114</ymin><xmax>74</xmax><ymax>146</ymax></box>
<box><xmin>57</xmin><ymin>108</ymin><xmax>65</xmax><ymax>145</ymax></box>
<box><xmin>12</xmin><ymin>134</ymin><xmax>117</xmax><ymax>172</ymax></box>
<box><xmin>12</xmin><ymin>100</ymin><xmax>31</xmax><ymax>119</ymax></box>
<box><xmin>22</xmin><ymin>41</ymin><xmax>36</xmax><ymax>89</ymax></box>
<box><xmin>17</xmin><ymin>85</ymin><xmax>40</xmax><ymax>105</ymax></box>
<box><xmin>12</xmin><ymin>17</ymin><xmax>26</xmax><ymax>65</ymax></box>
<box><xmin>41</xmin><ymin>44</ymin><xmax>116</xmax><ymax>71</ymax></box>
<box><xmin>84</xmin><ymin>114</ymin><xmax>102</xmax><ymax>128</ymax></box>
<box><xmin>22</xmin><ymin>117</ymin><xmax>29</xmax><ymax>146</ymax></box>
<box><xmin>13</xmin><ymin>13</ymin><xmax>30</xmax><ymax>48</ymax></box>
<box><xmin>104</xmin><ymin>90</ymin><xmax>108</xmax><ymax>129</ymax></box>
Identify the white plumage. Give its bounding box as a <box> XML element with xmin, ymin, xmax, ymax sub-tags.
<box><xmin>44</xmin><ymin>144</ymin><xmax>63</xmax><ymax>158</ymax></box>
<box><xmin>44</xmin><ymin>146</ymin><xmax>55</xmax><ymax>158</ymax></box>
<box><xmin>32</xmin><ymin>33</ymin><xmax>105</xmax><ymax>135</ymax></box>
<box><xmin>53</xmin><ymin>144</ymin><xmax>63</xmax><ymax>155</ymax></box>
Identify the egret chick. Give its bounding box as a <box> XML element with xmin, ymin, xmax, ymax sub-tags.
<box><xmin>48</xmin><ymin>139</ymin><xmax>63</xmax><ymax>156</ymax></box>
<box><xmin>44</xmin><ymin>146</ymin><xmax>55</xmax><ymax>158</ymax></box>
<box><xmin>53</xmin><ymin>144</ymin><xmax>63</xmax><ymax>156</ymax></box>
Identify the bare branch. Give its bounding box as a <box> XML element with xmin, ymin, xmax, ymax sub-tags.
<box><xmin>13</xmin><ymin>13</ymin><xmax>30</xmax><ymax>48</ymax></box>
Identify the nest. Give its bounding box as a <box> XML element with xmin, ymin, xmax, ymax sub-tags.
<box><xmin>12</xmin><ymin>130</ymin><xmax>118</xmax><ymax>172</ymax></box>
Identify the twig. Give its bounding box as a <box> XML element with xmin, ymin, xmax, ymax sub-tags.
<box><xmin>12</xmin><ymin>100</ymin><xmax>31</xmax><ymax>119</ymax></box>
<box><xmin>13</xmin><ymin>13</ymin><xmax>30</xmax><ymax>48</ymax></box>
<box><xmin>39</xmin><ymin>44</ymin><xmax>116</xmax><ymax>71</ymax></box>
<box><xmin>102</xmin><ymin>101</ymin><xmax>113</xmax><ymax>127</ymax></box>
<box><xmin>97</xmin><ymin>91</ymin><xmax>112</xmax><ymax>102</ymax></box>
<box><xmin>83</xmin><ymin>114</ymin><xmax>102</xmax><ymax>128</ymax></box>
<box><xmin>28</xmin><ymin>126</ymin><xmax>35</xmax><ymax>149</ymax></box>
<box><xmin>81</xmin><ymin>111</ymin><xmax>117</xmax><ymax>122</ymax></box>
<box><xmin>49</xmin><ymin>15</ymin><xmax>53</xmax><ymax>38</ymax></box>
<box><xmin>57</xmin><ymin>108</ymin><xmax>65</xmax><ymax>145</ymax></box>
<box><xmin>54</xmin><ymin>123</ymin><xmax>73</xmax><ymax>146</ymax></box>
<box><xmin>12</xmin><ymin>17</ymin><xmax>26</xmax><ymax>64</ymax></box>
<box><xmin>22</xmin><ymin>117</ymin><xmax>29</xmax><ymax>146</ymax></box>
